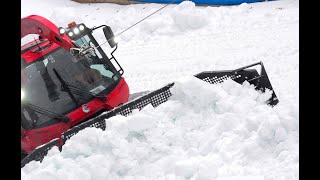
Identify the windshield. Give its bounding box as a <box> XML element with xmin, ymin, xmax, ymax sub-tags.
<box><xmin>21</xmin><ymin>47</ymin><xmax>119</xmax><ymax>129</ymax></box>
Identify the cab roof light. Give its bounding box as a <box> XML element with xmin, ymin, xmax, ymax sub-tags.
<box><xmin>68</xmin><ymin>21</ymin><xmax>77</xmax><ymax>28</ymax></box>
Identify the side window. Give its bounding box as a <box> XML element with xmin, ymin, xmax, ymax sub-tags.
<box><xmin>90</xmin><ymin>64</ymin><xmax>118</xmax><ymax>81</ymax></box>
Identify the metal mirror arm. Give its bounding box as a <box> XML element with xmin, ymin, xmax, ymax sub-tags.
<box><xmin>109</xmin><ymin>44</ymin><xmax>124</xmax><ymax>75</ymax></box>
<box><xmin>111</xmin><ymin>43</ymin><xmax>118</xmax><ymax>55</ymax></box>
<box><xmin>91</xmin><ymin>25</ymin><xmax>107</xmax><ymax>31</ymax></box>
<box><xmin>89</xmin><ymin>25</ymin><xmax>124</xmax><ymax>75</ymax></box>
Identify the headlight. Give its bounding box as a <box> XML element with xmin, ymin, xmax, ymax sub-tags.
<box><xmin>79</xmin><ymin>24</ymin><xmax>85</xmax><ymax>31</ymax></box>
<box><xmin>73</xmin><ymin>27</ymin><xmax>80</xmax><ymax>34</ymax></box>
<box><xmin>21</xmin><ymin>89</ymin><xmax>25</xmax><ymax>100</ymax></box>
<box><xmin>58</xmin><ymin>27</ymin><xmax>65</xmax><ymax>35</ymax></box>
<box><xmin>68</xmin><ymin>31</ymin><xmax>74</xmax><ymax>37</ymax></box>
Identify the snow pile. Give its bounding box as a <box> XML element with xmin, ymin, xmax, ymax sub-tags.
<box><xmin>171</xmin><ymin>1</ymin><xmax>209</xmax><ymax>31</ymax></box>
<box><xmin>21</xmin><ymin>77</ymin><xmax>298</xmax><ymax>180</ymax></box>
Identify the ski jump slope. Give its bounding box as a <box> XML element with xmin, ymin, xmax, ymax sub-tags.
<box><xmin>21</xmin><ymin>0</ymin><xmax>299</xmax><ymax>179</ymax></box>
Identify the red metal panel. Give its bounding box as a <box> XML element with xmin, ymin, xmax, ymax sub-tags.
<box><xmin>21</xmin><ymin>15</ymin><xmax>74</xmax><ymax>50</ymax></box>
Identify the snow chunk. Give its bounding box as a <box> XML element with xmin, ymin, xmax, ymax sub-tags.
<box><xmin>275</xmin><ymin>127</ymin><xmax>288</xmax><ymax>143</ymax></box>
<box><xmin>171</xmin><ymin>1</ymin><xmax>209</xmax><ymax>31</ymax></box>
<box><xmin>174</xmin><ymin>158</ymin><xmax>198</xmax><ymax>178</ymax></box>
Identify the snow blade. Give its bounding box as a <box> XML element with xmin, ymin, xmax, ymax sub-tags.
<box><xmin>21</xmin><ymin>138</ymin><xmax>61</xmax><ymax>168</ymax></box>
<box><xmin>60</xmin><ymin>83</ymin><xmax>175</xmax><ymax>144</ymax></box>
<box><xmin>194</xmin><ymin>62</ymin><xmax>279</xmax><ymax>106</ymax></box>
<box><xmin>21</xmin><ymin>62</ymin><xmax>278</xmax><ymax>168</ymax></box>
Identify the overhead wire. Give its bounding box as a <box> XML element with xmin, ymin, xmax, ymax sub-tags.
<box><xmin>94</xmin><ymin>0</ymin><xmax>177</xmax><ymax>49</ymax></box>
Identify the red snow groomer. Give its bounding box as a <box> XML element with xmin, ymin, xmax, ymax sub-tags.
<box><xmin>21</xmin><ymin>15</ymin><xmax>279</xmax><ymax>167</ymax></box>
<box><xmin>21</xmin><ymin>15</ymin><xmax>129</xmax><ymax>159</ymax></box>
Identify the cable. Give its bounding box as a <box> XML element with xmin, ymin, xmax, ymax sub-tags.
<box><xmin>95</xmin><ymin>0</ymin><xmax>176</xmax><ymax>49</ymax></box>
<box><xmin>116</xmin><ymin>0</ymin><xmax>176</xmax><ymax>37</ymax></box>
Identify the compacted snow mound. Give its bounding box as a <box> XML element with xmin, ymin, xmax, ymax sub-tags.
<box><xmin>21</xmin><ymin>77</ymin><xmax>298</xmax><ymax>180</ymax></box>
<box><xmin>171</xmin><ymin>1</ymin><xmax>209</xmax><ymax>31</ymax></box>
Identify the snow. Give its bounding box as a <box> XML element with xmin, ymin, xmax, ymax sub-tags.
<box><xmin>21</xmin><ymin>0</ymin><xmax>299</xmax><ymax>180</ymax></box>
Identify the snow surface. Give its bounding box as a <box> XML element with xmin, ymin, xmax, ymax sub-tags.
<box><xmin>21</xmin><ymin>0</ymin><xmax>299</xmax><ymax>179</ymax></box>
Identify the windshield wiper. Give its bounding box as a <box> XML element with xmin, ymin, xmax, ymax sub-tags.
<box><xmin>24</xmin><ymin>103</ymin><xmax>70</xmax><ymax>123</ymax></box>
<box><xmin>64</xmin><ymin>84</ymin><xmax>107</xmax><ymax>101</ymax></box>
<box><xmin>53</xmin><ymin>68</ymin><xmax>106</xmax><ymax>103</ymax></box>
<box><xmin>53</xmin><ymin>68</ymin><xmax>79</xmax><ymax>107</ymax></box>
